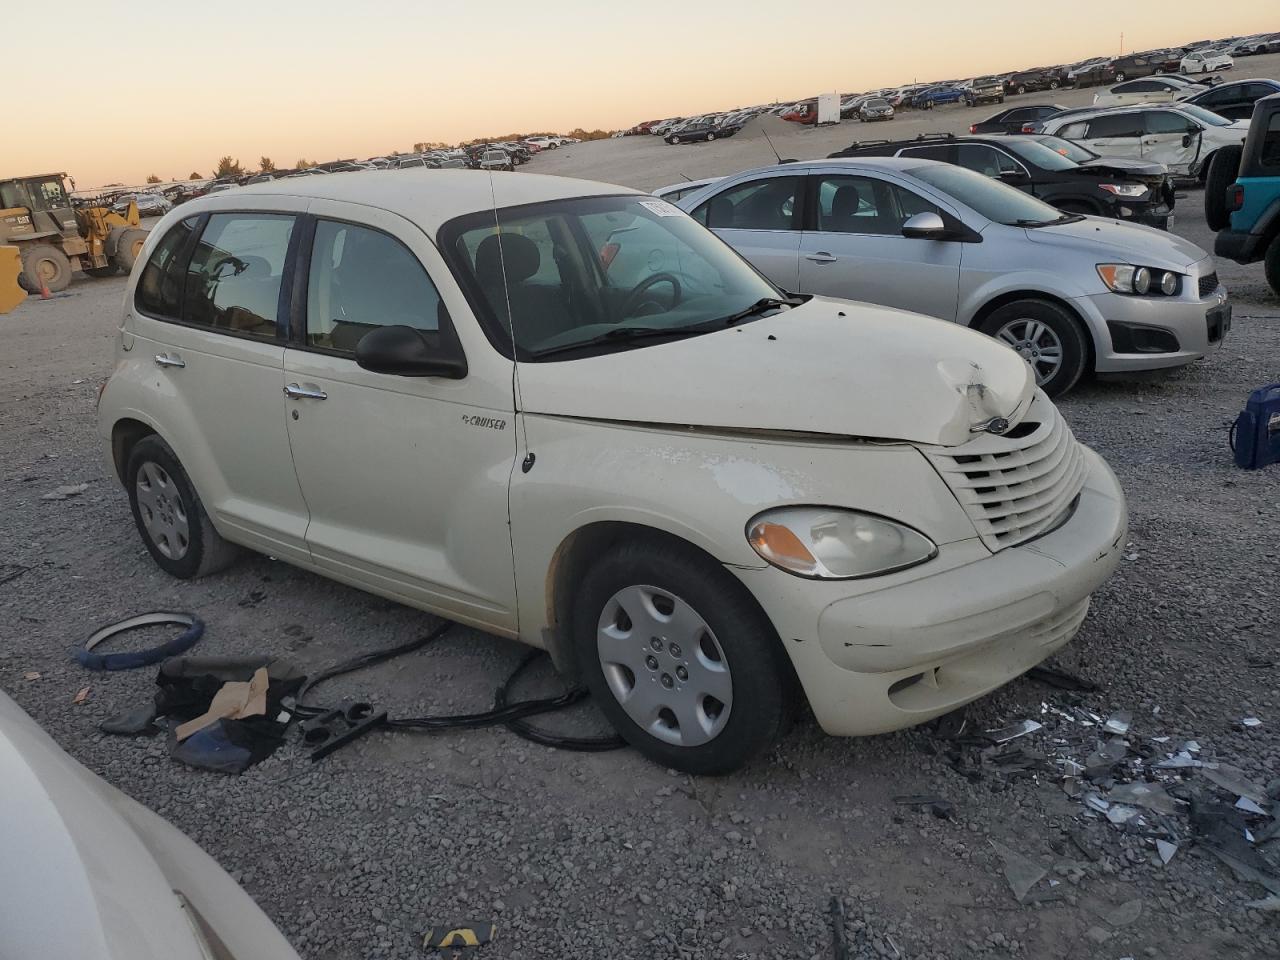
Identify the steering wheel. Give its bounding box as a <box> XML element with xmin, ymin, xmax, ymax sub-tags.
<box><xmin>619</xmin><ymin>272</ymin><xmax>682</xmax><ymax>318</ymax></box>
<box><xmin>208</xmin><ymin>255</ymin><xmax>247</xmax><ymax>279</ymax></box>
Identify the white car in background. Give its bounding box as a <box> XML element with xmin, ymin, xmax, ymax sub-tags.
<box><xmin>98</xmin><ymin>170</ymin><xmax>1127</xmax><ymax>774</ymax></box>
<box><xmin>1181</xmin><ymin>48</ymin><xmax>1233</xmax><ymax>74</ymax></box>
<box><xmin>1039</xmin><ymin>102</ymin><xmax>1249</xmax><ymax>179</ymax></box>
<box><xmin>0</xmin><ymin>692</ymin><xmax>301</xmax><ymax>960</ymax></box>
<box><xmin>1093</xmin><ymin>76</ymin><xmax>1207</xmax><ymax>107</ymax></box>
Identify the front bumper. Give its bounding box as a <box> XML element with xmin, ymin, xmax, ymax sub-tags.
<box><xmin>734</xmin><ymin>447</ymin><xmax>1126</xmax><ymax>736</ymax></box>
<box><xmin>1075</xmin><ymin>282</ymin><xmax>1230</xmax><ymax>373</ymax></box>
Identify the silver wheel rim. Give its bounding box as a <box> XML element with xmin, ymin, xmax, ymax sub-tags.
<box><xmin>135</xmin><ymin>462</ymin><xmax>190</xmax><ymax>560</ymax></box>
<box><xmin>996</xmin><ymin>318</ymin><xmax>1064</xmax><ymax>386</ymax></box>
<box><xmin>596</xmin><ymin>584</ymin><xmax>732</xmax><ymax>747</ymax></box>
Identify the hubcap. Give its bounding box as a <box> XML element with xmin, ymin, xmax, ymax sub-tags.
<box><xmin>596</xmin><ymin>585</ymin><xmax>732</xmax><ymax>747</ymax></box>
<box><xmin>135</xmin><ymin>462</ymin><xmax>190</xmax><ymax>560</ymax></box>
<box><xmin>996</xmin><ymin>318</ymin><xmax>1063</xmax><ymax>386</ymax></box>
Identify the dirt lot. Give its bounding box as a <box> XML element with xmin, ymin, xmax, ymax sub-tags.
<box><xmin>3</xmin><ymin>73</ymin><xmax>1280</xmax><ymax>960</ymax></box>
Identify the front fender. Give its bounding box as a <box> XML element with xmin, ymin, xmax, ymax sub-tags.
<box><xmin>509</xmin><ymin>414</ymin><xmax>978</xmax><ymax>642</ymax></box>
<box><xmin>957</xmin><ymin>270</ymin><xmax>1097</xmax><ymax>328</ymax></box>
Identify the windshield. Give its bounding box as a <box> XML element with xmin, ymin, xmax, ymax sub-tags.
<box><xmin>1176</xmin><ymin>103</ymin><xmax>1232</xmax><ymax>127</ymax></box>
<box><xmin>865</xmin><ymin>98</ymin><xmax>889</xmax><ymax>107</ymax></box>
<box><xmin>1002</xmin><ymin>138</ymin><xmax>1079</xmax><ymax>171</ymax></box>
<box><xmin>444</xmin><ymin>194</ymin><xmax>781</xmax><ymax>360</ymax></box>
<box><xmin>1030</xmin><ymin>135</ymin><xmax>1097</xmax><ymax>162</ymax></box>
<box><xmin>906</xmin><ymin>163</ymin><xmax>1066</xmax><ymax>226</ymax></box>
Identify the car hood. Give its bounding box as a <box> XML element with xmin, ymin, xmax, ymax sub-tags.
<box><xmin>1023</xmin><ymin>215</ymin><xmax>1207</xmax><ymax>269</ymax></box>
<box><xmin>516</xmin><ymin>297</ymin><xmax>1033</xmax><ymax>446</ymax></box>
<box><xmin>1077</xmin><ymin>156</ymin><xmax>1169</xmax><ymax>178</ymax></box>
<box><xmin>0</xmin><ymin>692</ymin><xmax>300</xmax><ymax>960</ymax></box>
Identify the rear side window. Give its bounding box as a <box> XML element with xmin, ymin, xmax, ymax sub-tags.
<box><xmin>135</xmin><ymin>218</ymin><xmax>196</xmax><ymax>319</ymax></box>
<box><xmin>956</xmin><ymin>145</ymin><xmax>1023</xmax><ymax>177</ymax></box>
<box><xmin>1085</xmin><ymin>114</ymin><xmax>1142</xmax><ymax>138</ymax></box>
<box><xmin>305</xmin><ymin>220</ymin><xmax>445</xmax><ymax>354</ymax></box>
<box><xmin>695</xmin><ymin>177</ymin><xmax>801</xmax><ymax>230</ymax></box>
<box><xmin>182</xmin><ymin>214</ymin><xmax>294</xmax><ymax>341</ymax></box>
<box><xmin>1262</xmin><ymin>114</ymin><xmax>1280</xmax><ymax>168</ymax></box>
<box><xmin>898</xmin><ymin>145</ymin><xmax>953</xmax><ymax>162</ymax></box>
<box><xmin>1144</xmin><ymin>111</ymin><xmax>1194</xmax><ymax>135</ymax></box>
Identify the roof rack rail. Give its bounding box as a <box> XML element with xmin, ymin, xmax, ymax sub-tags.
<box><xmin>913</xmin><ymin>132</ymin><xmax>956</xmax><ymax>141</ymax></box>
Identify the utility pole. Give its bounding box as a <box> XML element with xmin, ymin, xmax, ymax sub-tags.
<box><xmin>1120</xmin><ymin>31</ymin><xmax>1124</xmax><ymax>55</ymax></box>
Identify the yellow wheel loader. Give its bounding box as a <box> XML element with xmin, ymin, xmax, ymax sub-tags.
<box><xmin>0</xmin><ymin>173</ymin><xmax>149</xmax><ymax>294</ymax></box>
<box><xmin>0</xmin><ymin>245</ymin><xmax>25</xmax><ymax>313</ymax></box>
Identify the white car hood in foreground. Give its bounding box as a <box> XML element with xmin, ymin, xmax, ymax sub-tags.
<box><xmin>0</xmin><ymin>692</ymin><xmax>300</xmax><ymax>960</ymax></box>
<box><xmin>517</xmin><ymin>297</ymin><xmax>1033</xmax><ymax>447</ymax></box>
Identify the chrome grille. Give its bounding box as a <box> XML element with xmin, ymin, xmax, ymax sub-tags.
<box><xmin>1197</xmin><ymin>272</ymin><xmax>1219</xmax><ymax>299</ymax></box>
<box><xmin>922</xmin><ymin>394</ymin><xmax>1089</xmax><ymax>552</ymax></box>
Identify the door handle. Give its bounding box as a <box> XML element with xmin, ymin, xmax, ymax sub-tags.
<box><xmin>154</xmin><ymin>353</ymin><xmax>185</xmax><ymax>368</ymax></box>
<box><xmin>805</xmin><ymin>252</ymin><xmax>837</xmax><ymax>263</ymax></box>
<box><xmin>284</xmin><ymin>383</ymin><xmax>328</xmax><ymax>400</ymax></box>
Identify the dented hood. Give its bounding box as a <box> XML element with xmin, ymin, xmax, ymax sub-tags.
<box><xmin>516</xmin><ymin>297</ymin><xmax>1033</xmax><ymax>446</ymax></box>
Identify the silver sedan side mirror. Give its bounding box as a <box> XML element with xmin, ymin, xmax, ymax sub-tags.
<box><xmin>901</xmin><ymin>212</ymin><xmax>948</xmax><ymax>240</ymax></box>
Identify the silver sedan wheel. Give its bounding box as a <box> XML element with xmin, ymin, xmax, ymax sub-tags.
<box><xmin>995</xmin><ymin>318</ymin><xmax>1063</xmax><ymax>386</ymax></box>
<box><xmin>135</xmin><ymin>462</ymin><xmax>190</xmax><ymax>560</ymax></box>
<box><xmin>596</xmin><ymin>584</ymin><xmax>732</xmax><ymax>747</ymax></box>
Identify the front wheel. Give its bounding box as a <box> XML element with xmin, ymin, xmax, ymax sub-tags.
<box><xmin>572</xmin><ymin>538</ymin><xmax>793</xmax><ymax>774</ymax></box>
<box><xmin>113</xmin><ymin>228</ymin><xmax>148</xmax><ymax>274</ymax></box>
<box><xmin>980</xmin><ymin>299</ymin><xmax>1090</xmax><ymax>398</ymax></box>
<box><xmin>1017</xmin><ymin>84</ymin><xmax>1027</xmax><ymax>95</ymax></box>
<box><xmin>1049</xmin><ymin>79</ymin><xmax>1060</xmax><ymax>89</ymax></box>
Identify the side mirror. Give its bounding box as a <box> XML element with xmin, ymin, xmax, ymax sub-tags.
<box><xmin>355</xmin><ymin>325</ymin><xmax>467</xmax><ymax>379</ymax></box>
<box><xmin>998</xmin><ymin>169</ymin><xmax>1029</xmax><ymax>185</ymax></box>
<box><xmin>901</xmin><ymin>211</ymin><xmax>949</xmax><ymax>240</ymax></box>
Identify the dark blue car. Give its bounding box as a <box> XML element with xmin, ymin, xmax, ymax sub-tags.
<box><xmin>912</xmin><ymin>85</ymin><xmax>966</xmax><ymax>110</ymax></box>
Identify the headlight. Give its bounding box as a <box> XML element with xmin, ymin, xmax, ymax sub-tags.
<box><xmin>746</xmin><ymin>507</ymin><xmax>937</xmax><ymax>579</ymax></box>
<box><xmin>1099</xmin><ymin>183</ymin><xmax>1149</xmax><ymax>198</ymax></box>
<box><xmin>1096</xmin><ymin>263</ymin><xmax>1182</xmax><ymax>296</ymax></box>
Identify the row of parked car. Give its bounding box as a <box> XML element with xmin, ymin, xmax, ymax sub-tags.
<box><xmin>626</xmin><ymin>32</ymin><xmax>1279</xmax><ymax>143</ymax></box>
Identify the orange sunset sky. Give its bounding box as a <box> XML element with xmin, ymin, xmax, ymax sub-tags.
<box><xmin>11</xmin><ymin>1</ymin><xmax>1278</xmax><ymax>186</ymax></box>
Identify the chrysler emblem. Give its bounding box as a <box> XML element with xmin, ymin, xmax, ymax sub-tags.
<box><xmin>973</xmin><ymin>416</ymin><xmax>1011</xmax><ymax>435</ymax></box>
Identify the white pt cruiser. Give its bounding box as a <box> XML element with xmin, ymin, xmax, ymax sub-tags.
<box><xmin>98</xmin><ymin>171</ymin><xmax>1127</xmax><ymax>774</ymax></box>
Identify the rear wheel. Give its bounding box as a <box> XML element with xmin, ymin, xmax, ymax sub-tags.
<box><xmin>706</xmin><ymin>131</ymin><xmax>716</xmax><ymax>141</ymax></box>
<box><xmin>1115</xmin><ymin>72</ymin><xmax>1127</xmax><ymax>82</ymax></box>
<box><xmin>980</xmin><ymin>299</ymin><xmax>1090</xmax><ymax>398</ymax></box>
<box><xmin>1016</xmin><ymin>84</ymin><xmax>1028</xmax><ymax>95</ymax></box>
<box><xmin>1265</xmin><ymin>236</ymin><xmax>1280</xmax><ymax>297</ymax></box>
<box><xmin>572</xmin><ymin>537</ymin><xmax>793</xmax><ymax>774</ymax></box>
<box><xmin>1204</xmin><ymin>145</ymin><xmax>1243</xmax><ymax>231</ymax></box>
<box><xmin>1049</xmin><ymin>79</ymin><xmax>1060</xmax><ymax>89</ymax></box>
<box><xmin>113</xmin><ymin>228</ymin><xmax>148</xmax><ymax>274</ymax></box>
<box><xmin>19</xmin><ymin>244</ymin><xmax>72</xmax><ymax>292</ymax></box>
<box><xmin>126</xmin><ymin>435</ymin><xmax>240</xmax><ymax>579</ymax></box>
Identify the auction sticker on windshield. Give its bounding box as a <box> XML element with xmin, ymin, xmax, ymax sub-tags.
<box><xmin>638</xmin><ymin>199</ymin><xmax>682</xmax><ymax>217</ymax></box>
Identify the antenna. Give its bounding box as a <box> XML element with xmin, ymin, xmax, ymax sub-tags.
<box><xmin>761</xmin><ymin>126</ymin><xmax>784</xmax><ymax>165</ymax></box>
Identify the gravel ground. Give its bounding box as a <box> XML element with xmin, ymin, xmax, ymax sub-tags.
<box><xmin>3</xmin><ymin>100</ymin><xmax>1280</xmax><ymax>959</ymax></box>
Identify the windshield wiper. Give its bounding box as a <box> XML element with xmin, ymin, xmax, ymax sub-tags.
<box><xmin>1011</xmin><ymin>213</ymin><xmax>1084</xmax><ymax>228</ymax></box>
<box><xmin>713</xmin><ymin>296</ymin><xmax>805</xmax><ymax>326</ymax></box>
<box><xmin>529</xmin><ymin>325</ymin><xmax>709</xmax><ymax>359</ymax></box>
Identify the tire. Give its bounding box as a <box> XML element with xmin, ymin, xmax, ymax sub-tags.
<box><xmin>1115</xmin><ymin>72</ymin><xmax>1127</xmax><ymax>82</ymax></box>
<box><xmin>706</xmin><ymin>131</ymin><xmax>716</xmax><ymax>141</ymax></box>
<box><xmin>1265</xmin><ymin>236</ymin><xmax>1280</xmax><ymax>297</ymax></box>
<box><xmin>113</xmin><ymin>228</ymin><xmax>148</xmax><ymax>274</ymax></box>
<box><xmin>19</xmin><ymin>244</ymin><xmax>72</xmax><ymax>292</ymax></box>
<box><xmin>1204</xmin><ymin>145</ymin><xmax>1243</xmax><ymax>231</ymax></box>
<box><xmin>666</xmin><ymin>137</ymin><xmax>677</xmax><ymax>145</ymax></box>
<box><xmin>126</xmin><ymin>435</ymin><xmax>240</xmax><ymax>579</ymax></box>
<box><xmin>979</xmin><ymin>299</ymin><xmax>1090</xmax><ymax>398</ymax></box>
<box><xmin>571</xmin><ymin>537</ymin><xmax>793</xmax><ymax>775</ymax></box>
<box><xmin>1049</xmin><ymin>79</ymin><xmax>1060</xmax><ymax>89</ymax></box>
<box><xmin>1016</xmin><ymin>84</ymin><xmax>1027</xmax><ymax>95</ymax></box>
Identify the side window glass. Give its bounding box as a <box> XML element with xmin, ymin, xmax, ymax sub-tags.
<box><xmin>1005</xmin><ymin>109</ymin><xmax>1032</xmax><ymax>123</ymax></box>
<box><xmin>1059</xmin><ymin>121</ymin><xmax>1088</xmax><ymax>139</ymax></box>
<box><xmin>815</xmin><ymin>176</ymin><xmax>899</xmax><ymax>235</ymax></box>
<box><xmin>957</xmin><ymin>145</ymin><xmax>1004</xmax><ymax>177</ymax></box>
<box><xmin>306</xmin><ymin>221</ymin><xmax>446</xmax><ymax>354</ymax></box>
<box><xmin>891</xmin><ymin>185</ymin><xmax>942</xmax><ymax>220</ymax></box>
<box><xmin>701</xmin><ymin>177</ymin><xmax>800</xmax><ymax>231</ymax></box>
<box><xmin>136</xmin><ymin>218</ymin><xmax>196</xmax><ymax>319</ymax></box>
<box><xmin>1144</xmin><ymin>111</ymin><xmax>1193</xmax><ymax>135</ymax></box>
<box><xmin>898</xmin><ymin>145</ymin><xmax>951</xmax><ymax>162</ymax></box>
<box><xmin>1085</xmin><ymin>115</ymin><xmax>1141</xmax><ymax>138</ymax></box>
<box><xmin>183</xmin><ymin>214</ymin><xmax>294</xmax><ymax>340</ymax></box>
<box><xmin>1261</xmin><ymin>114</ymin><xmax>1280</xmax><ymax>168</ymax></box>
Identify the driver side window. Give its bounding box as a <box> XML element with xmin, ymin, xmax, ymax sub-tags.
<box><xmin>305</xmin><ymin>220</ymin><xmax>446</xmax><ymax>355</ymax></box>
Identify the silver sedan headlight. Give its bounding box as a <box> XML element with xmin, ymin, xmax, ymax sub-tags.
<box><xmin>746</xmin><ymin>507</ymin><xmax>937</xmax><ymax>579</ymax></box>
